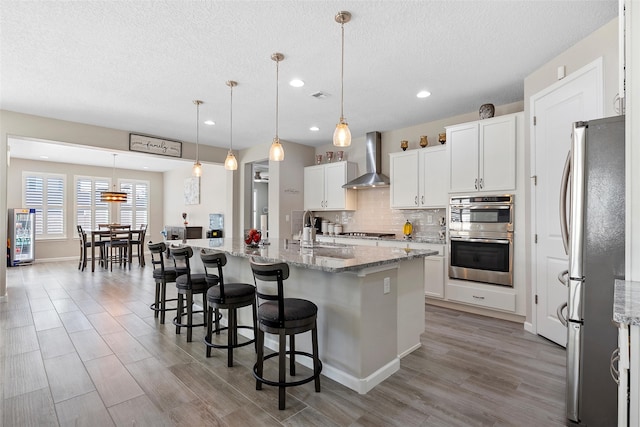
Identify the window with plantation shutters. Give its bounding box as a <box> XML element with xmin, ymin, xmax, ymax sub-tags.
<box><xmin>75</xmin><ymin>176</ymin><xmax>111</xmax><ymax>231</ymax></box>
<box><xmin>119</xmin><ymin>180</ymin><xmax>149</xmax><ymax>229</ymax></box>
<box><xmin>23</xmin><ymin>173</ymin><xmax>66</xmax><ymax>239</ymax></box>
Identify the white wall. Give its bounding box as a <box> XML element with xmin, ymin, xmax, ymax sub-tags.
<box><xmin>523</xmin><ymin>17</ymin><xmax>619</xmax><ymax>322</ymax></box>
<box><xmin>162</xmin><ymin>163</ymin><xmax>230</xmax><ymax>238</ymax></box>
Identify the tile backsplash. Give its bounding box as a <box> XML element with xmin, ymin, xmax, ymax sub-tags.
<box><xmin>313</xmin><ymin>187</ymin><xmax>447</xmax><ymax>241</ymax></box>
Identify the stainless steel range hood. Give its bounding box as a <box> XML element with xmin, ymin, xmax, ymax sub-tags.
<box><xmin>342</xmin><ymin>131</ymin><xmax>390</xmax><ymax>189</ymax></box>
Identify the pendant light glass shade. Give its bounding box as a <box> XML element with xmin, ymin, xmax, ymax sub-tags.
<box><xmin>224</xmin><ymin>81</ymin><xmax>238</xmax><ymax>171</ymax></box>
<box><xmin>269</xmin><ymin>53</ymin><xmax>285</xmax><ymax>161</ymax></box>
<box><xmin>192</xmin><ymin>100</ymin><xmax>203</xmax><ymax>177</ymax></box>
<box><xmin>334</xmin><ymin>11</ymin><xmax>352</xmax><ymax>147</ymax></box>
<box><xmin>100</xmin><ymin>154</ymin><xmax>127</xmax><ymax>203</ymax></box>
<box><xmin>269</xmin><ymin>138</ymin><xmax>285</xmax><ymax>161</ymax></box>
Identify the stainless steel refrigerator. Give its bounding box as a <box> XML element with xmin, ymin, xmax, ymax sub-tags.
<box><xmin>559</xmin><ymin>115</ymin><xmax>625</xmax><ymax>425</ymax></box>
<box><xmin>8</xmin><ymin>208</ymin><xmax>36</xmax><ymax>266</ymax></box>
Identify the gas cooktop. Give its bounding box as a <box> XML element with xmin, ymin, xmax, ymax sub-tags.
<box><xmin>338</xmin><ymin>232</ymin><xmax>396</xmax><ymax>238</ymax></box>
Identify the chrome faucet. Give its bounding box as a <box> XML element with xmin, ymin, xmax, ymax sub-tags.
<box><xmin>301</xmin><ymin>210</ymin><xmax>315</xmax><ymax>246</ymax></box>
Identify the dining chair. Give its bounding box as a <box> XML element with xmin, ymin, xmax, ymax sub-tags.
<box><xmin>130</xmin><ymin>224</ymin><xmax>147</xmax><ymax>267</ymax></box>
<box><xmin>77</xmin><ymin>225</ymin><xmax>105</xmax><ymax>271</ymax></box>
<box><xmin>104</xmin><ymin>225</ymin><xmax>131</xmax><ymax>271</ymax></box>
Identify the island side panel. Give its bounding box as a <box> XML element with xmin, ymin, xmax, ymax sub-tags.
<box><xmin>397</xmin><ymin>258</ymin><xmax>426</xmax><ymax>357</ymax></box>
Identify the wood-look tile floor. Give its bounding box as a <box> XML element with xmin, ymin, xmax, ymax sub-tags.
<box><xmin>1</xmin><ymin>261</ymin><xmax>567</xmax><ymax>426</ymax></box>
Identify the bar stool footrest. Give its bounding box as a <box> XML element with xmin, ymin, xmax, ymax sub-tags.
<box><xmin>172</xmin><ymin>310</ymin><xmax>206</xmax><ymax>329</ymax></box>
<box><xmin>149</xmin><ymin>297</ymin><xmax>179</xmax><ymax>313</ymax></box>
<box><xmin>253</xmin><ymin>351</ymin><xmax>323</xmax><ymax>388</ymax></box>
<box><xmin>204</xmin><ymin>325</ymin><xmax>256</xmax><ymax>349</ymax></box>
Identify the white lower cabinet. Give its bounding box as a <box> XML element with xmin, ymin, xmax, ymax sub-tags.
<box><xmin>617</xmin><ymin>323</ymin><xmax>639</xmax><ymax>427</ymax></box>
<box><xmin>446</xmin><ymin>281</ymin><xmax>516</xmax><ymax>312</ymax></box>
<box><xmin>424</xmin><ymin>256</ymin><xmax>444</xmax><ymax>298</ymax></box>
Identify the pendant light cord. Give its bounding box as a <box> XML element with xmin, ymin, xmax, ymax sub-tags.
<box><xmin>275</xmin><ymin>57</ymin><xmax>279</xmax><ymax>139</ymax></box>
<box><xmin>230</xmin><ymin>84</ymin><xmax>234</xmax><ymax>151</ymax></box>
<box><xmin>195</xmin><ymin>102</ymin><xmax>200</xmax><ymax>162</ymax></box>
<box><xmin>112</xmin><ymin>154</ymin><xmax>116</xmax><ymax>190</ymax></box>
<box><xmin>340</xmin><ymin>21</ymin><xmax>345</xmax><ymax>120</ymax></box>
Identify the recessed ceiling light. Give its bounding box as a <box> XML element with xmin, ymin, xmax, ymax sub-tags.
<box><xmin>143</xmin><ymin>166</ymin><xmax>149</xmax><ymax>169</ymax></box>
<box><xmin>204</xmin><ymin>120</ymin><xmax>215</xmax><ymax>125</ymax></box>
<box><xmin>40</xmin><ymin>155</ymin><xmax>49</xmax><ymax>159</ymax></box>
<box><xmin>290</xmin><ymin>79</ymin><xmax>305</xmax><ymax>87</ymax></box>
<box><xmin>310</xmin><ymin>126</ymin><xmax>320</xmax><ymax>132</ymax></box>
<box><xmin>417</xmin><ymin>90</ymin><xmax>431</xmax><ymax>98</ymax></box>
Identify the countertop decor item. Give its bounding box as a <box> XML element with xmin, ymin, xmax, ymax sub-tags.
<box><xmin>403</xmin><ymin>220</ymin><xmax>413</xmax><ymax>239</ymax></box>
<box><xmin>400</xmin><ymin>140</ymin><xmax>408</xmax><ymax>151</ymax></box>
<box><xmin>326</xmin><ymin>151</ymin><xmax>334</xmax><ymax>162</ymax></box>
<box><xmin>438</xmin><ymin>133</ymin><xmax>446</xmax><ymax>144</ymax></box>
<box><xmin>419</xmin><ymin>135</ymin><xmax>428</xmax><ymax>147</ymax></box>
<box><xmin>479</xmin><ymin>103</ymin><xmax>495</xmax><ymax>119</ymax></box>
<box><xmin>336</xmin><ymin>150</ymin><xmax>344</xmax><ymax>161</ymax></box>
<box><xmin>316</xmin><ymin>154</ymin><xmax>323</xmax><ymax>164</ymax></box>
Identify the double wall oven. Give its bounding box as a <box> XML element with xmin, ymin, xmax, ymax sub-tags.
<box><xmin>448</xmin><ymin>195</ymin><xmax>514</xmax><ymax>287</ymax></box>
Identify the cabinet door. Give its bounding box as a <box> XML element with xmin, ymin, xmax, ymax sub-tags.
<box><xmin>304</xmin><ymin>165</ymin><xmax>325</xmax><ymax>210</ymax></box>
<box><xmin>479</xmin><ymin>115</ymin><xmax>516</xmax><ymax>192</ymax></box>
<box><xmin>419</xmin><ymin>146</ymin><xmax>448</xmax><ymax>207</ymax></box>
<box><xmin>325</xmin><ymin>162</ymin><xmax>348</xmax><ymax>209</ymax></box>
<box><xmin>448</xmin><ymin>123</ymin><xmax>479</xmax><ymax>193</ymax></box>
<box><xmin>390</xmin><ymin>151</ymin><xmax>419</xmax><ymax>208</ymax></box>
<box><xmin>424</xmin><ymin>256</ymin><xmax>444</xmax><ymax>298</ymax></box>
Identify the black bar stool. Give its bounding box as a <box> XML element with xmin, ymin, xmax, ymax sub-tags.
<box><xmin>249</xmin><ymin>259</ymin><xmax>322</xmax><ymax>410</ymax></box>
<box><xmin>148</xmin><ymin>242</ymin><xmax>178</xmax><ymax>324</ymax></box>
<box><xmin>202</xmin><ymin>251</ymin><xmax>257</xmax><ymax>367</ymax></box>
<box><xmin>170</xmin><ymin>246</ymin><xmax>212</xmax><ymax>342</ymax></box>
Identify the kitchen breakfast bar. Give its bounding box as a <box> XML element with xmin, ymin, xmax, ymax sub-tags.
<box><xmin>175</xmin><ymin>238</ymin><xmax>437</xmax><ymax>394</ymax></box>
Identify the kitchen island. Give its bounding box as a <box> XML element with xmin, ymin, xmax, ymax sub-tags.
<box><xmin>175</xmin><ymin>237</ymin><xmax>436</xmax><ymax>394</ymax></box>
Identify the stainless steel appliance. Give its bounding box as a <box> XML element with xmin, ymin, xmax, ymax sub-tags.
<box><xmin>8</xmin><ymin>208</ymin><xmax>36</xmax><ymax>266</ymax></box>
<box><xmin>559</xmin><ymin>115</ymin><xmax>625</xmax><ymax>426</ymax></box>
<box><xmin>448</xmin><ymin>195</ymin><xmax>513</xmax><ymax>286</ymax></box>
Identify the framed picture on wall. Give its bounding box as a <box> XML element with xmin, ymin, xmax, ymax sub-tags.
<box><xmin>129</xmin><ymin>133</ymin><xmax>182</xmax><ymax>158</ymax></box>
<box><xmin>184</xmin><ymin>177</ymin><xmax>200</xmax><ymax>205</ymax></box>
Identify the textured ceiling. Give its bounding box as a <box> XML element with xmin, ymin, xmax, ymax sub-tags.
<box><xmin>1</xmin><ymin>0</ymin><xmax>618</xmax><ymax>162</ymax></box>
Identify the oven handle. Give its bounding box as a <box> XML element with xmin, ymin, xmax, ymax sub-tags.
<box><xmin>450</xmin><ymin>205</ymin><xmax>512</xmax><ymax>210</ymax></box>
<box><xmin>450</xmin><ymin>237</ymin><xmax>511</xmax><ymax>244</ymax></box>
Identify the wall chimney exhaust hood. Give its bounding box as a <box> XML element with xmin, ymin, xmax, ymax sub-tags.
<box><xmin>342</xmin><ymin>131</ymin><xmax>390</xmax><ymax>189</ymax></box>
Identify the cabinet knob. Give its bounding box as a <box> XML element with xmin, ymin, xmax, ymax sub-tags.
<box><xmin>479</xmin><ymin>178</ymin><xmax>484</xmax><ymax>189</ymax></box>
<box><xmin>474</xmin><ymin>178</ymin><xmax>478</xmax><ymax>190</ymax></box>
<box><xmin>414</xmin><ymin>196</ymin><xmax>418</xmax><ymax>205</ymax></box>
<box><xmin>421</xmin><ymin>195</ymin><xmax>424</xmax><ymax>205</ymax></box>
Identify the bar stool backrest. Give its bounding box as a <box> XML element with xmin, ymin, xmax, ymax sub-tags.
<box><xmin>250</xmin><ymin>259</ymin><xmax>290</xmax><ymax>328</ymax></box>
<box><xmin>148</xmin><ymin>241</ymin><xmax>174</xmax><ymax>272</ymax></box>
<box><xmin>200</xmin><ymin>251</ymin><xmax>224</xmax><ymax>292</ymax></box>
<box><xmin>170</xmin><ymin>246</ymin><xmax>194</xmax><ymax>280</ymax></box>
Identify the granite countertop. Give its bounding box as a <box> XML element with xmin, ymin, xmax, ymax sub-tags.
<box><xmin>319</xmin><ymin>234</ymin><xmax>446</xmax><ymax>245</ymax></box>
<box><xmin>613</xmin><ymin>279</ymin><xmax>640</xmax><ymax>326</ymax></box>
<box><xmin>170</xmin><ymin>238</ymin><xmax>437</xmax><ymax>273</ymax></box>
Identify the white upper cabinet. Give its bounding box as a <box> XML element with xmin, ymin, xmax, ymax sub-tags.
<box><xmin>390</xmin><ymin>145</ymin><xmax>448</xmax><ymax>209</ymax></box>
<box><xmin>448</xmin><ymin>114</ymin><xmax>517</xmax><ymax>193</ymax></box>
<box><xmin>304</xmin><ymin>161</ymin><xmax>357</xmax><ymax>211</ymax></box>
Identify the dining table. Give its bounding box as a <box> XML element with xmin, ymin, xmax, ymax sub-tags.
<box><xmin>90</xmin><ymin>227</ymin><xmax>144</xmax><ymax>272</ymax></box>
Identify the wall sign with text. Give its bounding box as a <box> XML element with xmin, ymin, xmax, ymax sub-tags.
<box><xmin>129</xmin><ymin>133</ymin><xmax>182</xmax><ymax>158</ymax></box>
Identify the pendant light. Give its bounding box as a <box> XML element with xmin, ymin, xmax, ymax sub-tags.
<box><xmin>269</xmin><ymin>52</ymin><xmax>285</xmax><ymax>161</ymax></box>
<box><xmin>224</xmin><ymin>81</ymin><xmax>238</xmax><ymax>170</ymax></box>
<box><xmin>192</xmin><ymin>99</ymin><xmax>203</xmax><ymax>177</ymax></box>
<box><xmin>100</xmin><ymin>154</ymin><xmax>127</xmax><ymax>203</ymax></box>
<box><xmin>333</xmin><ymin>11</ymin><xmax>352</xmax><ymax>147</ymax></box>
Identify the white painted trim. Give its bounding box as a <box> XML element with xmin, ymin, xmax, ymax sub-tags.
<box><xmin>528</xmin><ymin>56</ymin><xmax>604</xmax><ymax>335</ymax></box>
<box><xmin>259</xmin><ymin>333</ymin><xmax>400</xmax><ymax>395</ymax></box>
<box><xmin>524</xmin><ymin>321</ymin><xmax>534</xmax><ymax>334</ymax></box>
<box><xmin>398</xmin><ymin>342</ymin><xmax>421</xmax><ymax>359</ymax></box>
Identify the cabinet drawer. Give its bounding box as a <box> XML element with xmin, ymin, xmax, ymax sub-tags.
<box><xmin>447</xmin><ymin>282</ymin><xmax>516</xmax><ymax>312</ymax></box>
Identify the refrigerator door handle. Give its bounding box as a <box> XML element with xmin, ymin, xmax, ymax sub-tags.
<box><xmin>566</xmin><ymin>321</ymin><xmax>582</xmax><ymax>422</ymax></box>
<box><xmin>610</xmin><ymin>348</ymin><xmax>620</xmax><ymax>385</ymax></box>
<box><xmin>569</xmin><ymin>122</ymin><xmax>587</xmax><ymax>279</ymax></box>
<box><xmin>557</xmin><ymin>269</ymin><xmax>569</xmax><ymax>287</ymax></box>
<box><xmin>567</xmin><ymin>278</ymin><xmax>584</xmax><ymax>322</ymax></box>
<box><xmin>557</xmin><ymin>302</ymin><xmax>568</xmax><ymax>327</ymax></box>
<box><xmin>559</xmin><ymin>150</ymin><xmax>571</xmax><ymax>255</ymax></box>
